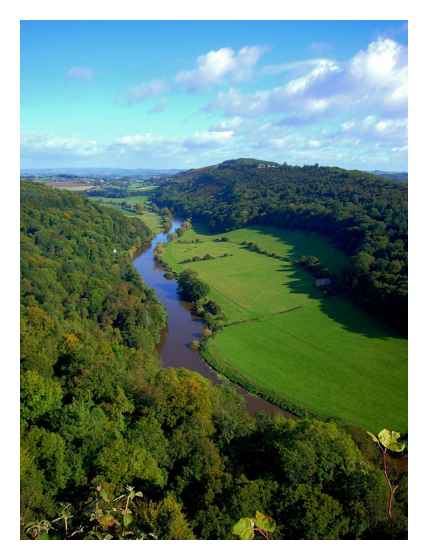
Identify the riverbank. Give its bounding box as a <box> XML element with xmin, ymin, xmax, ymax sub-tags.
<box><xmin>132</xmin><ymin>218</ymin><xmax>289</xmax><ymax>417</ymax></box>
<box><xmin>160</xmin><ymin>221</ymin><xmax>408</xmax><ymax>432</ymax></box>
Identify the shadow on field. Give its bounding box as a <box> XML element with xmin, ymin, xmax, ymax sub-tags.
<box><xmin>248</xmin><ymin>226</ymin><xmax>401</xmax><ymax>341</ymax></box>
<box><xmin>190</xmin><ymin>221</ymin><xmax>402</xmax><ymax>341</ymax></box>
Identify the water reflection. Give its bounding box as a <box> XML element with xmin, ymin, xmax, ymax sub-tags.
<box><xmin>133</xmin><ymin>219</ymin><xmax>287</xmax><ymax>417</ymax></box>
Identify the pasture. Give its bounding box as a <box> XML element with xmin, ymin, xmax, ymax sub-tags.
<box><xmin>92</xmin><ymin>192</ymin><xmax>162</xmax><ymax>233</ymax></box>
<box><xmin>162</xmin><ymin>224</ymin><xmax>408</xmax><ymax>431</ymax></box>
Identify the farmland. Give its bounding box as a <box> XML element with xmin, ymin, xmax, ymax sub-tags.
<box><xmin>92</xmin><ymin>188</ymin><xmax>163</xmax><ymax>233</ymax></box>
<box><xmin>162</xmin><ymin>223</ymin><xmax>408</xmax><ymax>431</ymax></box>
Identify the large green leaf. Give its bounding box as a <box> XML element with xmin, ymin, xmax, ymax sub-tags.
<box><xmin>366</xmin><ymin>431</ymin><xmax>379</xmax><ymax>444</ymax></box>
<box><xmin>378</xmin><ymin>429</ymin><xmax>406</xmax><ymax>452</ymax></box>
<box><xmin>232</xmin><ymin>517</ymin><xmax>254</xmax><ymax>540</ymax></box>
<box><xmin>254</xmin><ymin>511</ymin><xmax>276</xmax><ymax>534</ymax></box>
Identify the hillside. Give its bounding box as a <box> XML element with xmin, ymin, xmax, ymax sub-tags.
<box><xmin>161</xmin><ymin>224</ymin><xmax>407</xmax><ymax>431</ymax></box>
<box><xmin>154</xmin><ymin>159</ymin><xmax>408</xmax><ymax>332</ymax></box>
<box><xmin>372</xmin><ymin>171</ymin><xmax>408</xmax><ymax>183</ymax></box>
<box><xmin>20</xmin><ymin>181</ymin><xmax>407</xmax><ymax>540</ymax></box>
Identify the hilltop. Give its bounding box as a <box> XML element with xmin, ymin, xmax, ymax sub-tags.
<box><xmin>154</xmin><ymin>158</ymin><xmax>407</xmax><ymax>333</ymax></box>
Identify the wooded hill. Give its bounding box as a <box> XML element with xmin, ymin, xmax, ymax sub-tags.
<box><xmin>20</xmin><ymin>181</ymin><xmax>407</xmax><ymax>540</ymax></box>
<box><xmin>154</xmin><ymin>159</ymin><xmax>408</xmax><ymax>332</ymax></box>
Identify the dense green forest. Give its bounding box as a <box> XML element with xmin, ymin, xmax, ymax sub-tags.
<box><xmin>20</xmin><ymin>182</ymin><xmax>407</xmax><ymax>539</ymax></box>
<box><xmin>154</xmin><ymin>159</ymin><xmax>408</xmax><ymax>333</ymax></box>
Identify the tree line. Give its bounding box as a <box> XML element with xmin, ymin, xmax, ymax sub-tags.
<box><xmin>21</xmin><ymin>181</ymin><xmax>407</xmax><ymax>539</ymax></box>
<box><xmin>154</xmin><ymin>159</ymin><xmax>408</xmax><ymax>333</ymax></box>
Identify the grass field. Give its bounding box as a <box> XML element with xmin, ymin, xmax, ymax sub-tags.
<box><xmin>162</xmin><ymin>224</ymin><xmax>408</xmax><ymax>431</ymax></box>
<box><xmin>92</xmin><ymin>192</ymin><xmax>162</xmax><ymax>233</ymax></box>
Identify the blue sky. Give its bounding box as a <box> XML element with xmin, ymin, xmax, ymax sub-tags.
<box><xmin>21</xmin><ymin>20</ymin><xmax>408</xmax><ymax>170</ymax></box>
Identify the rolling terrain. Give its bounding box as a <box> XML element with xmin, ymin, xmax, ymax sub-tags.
<box><xmin>162</xmin><ymin>223</ymin><xmax>407</xmax><ymax>431</ymax></box>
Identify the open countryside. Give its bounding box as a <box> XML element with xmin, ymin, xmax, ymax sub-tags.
<box><xmin>162</xmin><ymin>224</ymin><xmax>407</xmax><ymax>431</ymax></box>
<box><xmin>20</xmin><ymin>19</ymin><xmax>409</xmax><ymax>541</ymax></box>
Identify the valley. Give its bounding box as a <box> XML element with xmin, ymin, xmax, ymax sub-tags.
<box><xmin>161</xmin><ymin>222</ymin><xmax>408</xmax><ymax>431</ymax></box>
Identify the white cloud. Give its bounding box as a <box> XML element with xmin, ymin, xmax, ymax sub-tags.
<box><xmin>21</xmin><ymin>121</ymin><xmax>407</xmax><ymax>172</ymax></box>
<box><xmin>127</xmin><ymin>79</ymin><xmax>169</xmax><ymax>104</ymax></box>
<box><xmin>284</xmin><ymin>59</ymin><xmax>340</xmax><ymax>95</ymax></box>
<box><xmin>207</xmin><ymin>84</ymin><xmax>336</xmax><ymax>119</ymax></box>
<box><xmin>21</xmin><ymin>133</ymin><xmax>100</xmax><ymax>157</ymax></box>
<box><xmin>113</xmin><ymin>129</ymin><xmax>234</xmax><ymax>153</ymax></box>
<box><xmin>341</xmin><ymin>121</ymin><xmax>356</xmax><ymax>131</ymax></box>
<box><xmin>66</xmin><ymin>67</ymin><xmax>94</xmax><ymax>80</ymax></box>
<box><xmin>350</xmin><ymin>38</ymin><xmax>406</xmax><ymax>87</ymax></box>
<box><xmin>115</xmin><ymin>133</ymin><xmax>160</xmax><ymax>147</ymax></box>
<box><xmin>210</xmin><ymin>116</ymin><xmax>244</xmax><ymax>131</ymax></box>
<box><xmin>360</xmin><ymin>116</ymin><xmax>406</xmax><ymax>138</ymax></box>
<box><xmin>350</xmin><ymin>38</ymin><xmax>407</xmax><ymax>112</ymax></box>
<box><xmin>176</xmin><ymin>46</ymin><xmax>267</xmax><ymax>90</ymax></box>
<box><xmin>183</xmin><ymin>130</ymin><xmax>234</xmax><ymax>149</ymax></box>
<box><xmin>336</xmin><ymin>115</ymin><xmax>408</xmax><ymax>151</ymax></box>
<box><xmin>262</xmin><ymin>58</ymin><xmax>329</xmax><ymax>76</ymax></box>
<box><xmin>207</xmin><ymin>38</ymin><xmax>407</xmax><ymax>121</ymax></box>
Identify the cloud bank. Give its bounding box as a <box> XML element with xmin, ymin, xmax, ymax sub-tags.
<box><xmin>24</xmin><ymin>37</ymin><xmax>408</xmax><ymax>171</ymax></box>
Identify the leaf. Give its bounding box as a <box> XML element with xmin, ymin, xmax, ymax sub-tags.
<box><xmin>123</xmin><ymin>512</ymin><xmax>133</xmax><ymax>527</ymax></box>
<box><xmin>254</xmin><ymin>511</ymin><xmax>276</xmax><ymax>534</ymax></box>
<box><xmin>99</xmin><ymin>514</ymin><xmax>118</xmax><ymax>530</ymax></box>
<box><xmin>378</xmin><ymin>429</ymin><xmax>406</xmax><ymax>453</ymax></box>
<box><xmin>367</xmin><ymin>431</ymin><xmax>379</xmax><ymax>444</ymax></box>
<box><xmin>232</xmin><ymin>517</ymin><xmax>254</xmax><ymax>540</ymax></box>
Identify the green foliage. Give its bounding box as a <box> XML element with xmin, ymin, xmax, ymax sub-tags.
<box><xmin>368</xmin><ymin>429</ymin><xmax>406</xmax><ymax>453</ymax></box>
<box><xmin>233</xmin><ymin>511</ymin><xmax>276</xmax><ymax>539</ymax></box>
<box><xmin>366</xmin><ymin>428</ymin><xmax>407</xmax><ymax>521</ymax></box>
<box><xmin>162</xmin><ymin>223</ymin><xmax>407</xmax><ymax>431</ymax></box>
<box><xmin>177</xmin><ymin>269</ymin><xmax>210</xmax><ymax>302</ymax></box>
<box><xmin>139</xmin><ymin>495</ymin><xmax>195</xmax><ymax>539</ymax></box>
<box><xmin>95</xmin><ymin>436</ymin><xmax>166</xmax><ymax>487</ymax></box>
<box><xmin>232</xmin><ymin>517</ymin><xmax>254</xmax><ymax>539</ymax></box>
<box><xmin>154</xmin><ymin>159</ymin><xmax>407</xmax><ymax>333</ymax></box>
<box><xmin>280</xmin><ymin>484</ymin><xmax>348</xmax><ymax>539</ymax></box>
<box><xmin>21</xmin><ymin>369</ymin><xmax>63</xmax><ymax>423</ymax></box>
<box><xmin>20</xmin><ymin>181</ymin><xmax>407</xmax><ymax>540</ymax></box>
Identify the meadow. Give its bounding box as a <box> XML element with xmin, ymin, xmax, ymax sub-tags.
<box><xmin>93</xmin><ymin>189</ymin><xmax>163</xmax><ymax>233</ymax></box>
<box><xmin>162</xmin><ymin>224</ymin><xmax>408</xmax><ymax>432</ymax></box>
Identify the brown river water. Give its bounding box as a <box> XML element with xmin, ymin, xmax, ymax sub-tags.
<box><xmin>133</xmin><ymin>218</ymin><xmax>287</xmax><ymax>417</ymax></box>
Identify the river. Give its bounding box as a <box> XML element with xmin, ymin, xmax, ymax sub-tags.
<box><xmin>133</xmin><ymin>218</ymin><xmax>287</xmax><ymax>417</ymax></box>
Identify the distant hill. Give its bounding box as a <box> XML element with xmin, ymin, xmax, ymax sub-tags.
<box><xmin>21</xmin><ymin>167</ymin><xmax>183</xmax><ymax>178</ymax></box>
<box><xmin>154</xmin><ymin>158</ymin><xmax>407</xmax><ymax>333</ymax></box>
<box><xmin>371</xmin><ymin>170</ymin><xmax>408</xmax><ymax>183</ymax></box>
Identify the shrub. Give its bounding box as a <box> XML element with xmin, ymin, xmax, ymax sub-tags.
<box><xmin>177</xmin><ymin>269</ymin><xmax>210</xmax><ymax>302</ymax></box>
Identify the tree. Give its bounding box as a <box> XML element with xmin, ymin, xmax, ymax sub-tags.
<box><xmin>177</xmin><ymin>269</ymin><xmax>209</xmax><ymax>302</ymax></box>
<box><xmin>135</xmin><ymin>203</ymin><xmax>144</xmax><ymax>214</ymax></box>
<box><xmin>95</xmin><ymin>436</ymin><xmax>165</xmax><ymax>487</ymax></box>
<box><xmin>140</xmin><ymin>495</ymin><xmax>195</xmax><ymax>539</ymax></box>
<box><xmin>367</xmin><ymin>428</ymin><xmax>406</xmax><ymax>520</ymax></box>
<box><xmin>21</xmin><ymin>369</ymin><xmax>63</xmax><ymax>423</ymax></box>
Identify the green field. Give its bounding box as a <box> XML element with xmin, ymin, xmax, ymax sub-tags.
<box><xmin>163</xmin><ymin>224</ymin><xmax>408</xmax><ymax>432</ymax></box>
<box><xmin>92</xmin><ymin>191</ymin><xmax>163</xmax><ymax>233</ymax></box>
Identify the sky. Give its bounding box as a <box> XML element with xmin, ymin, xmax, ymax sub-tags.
<box><xmin>20</xmin><ymin>20</ymin><xmax>408</xmax><ymax>171</ymax></box>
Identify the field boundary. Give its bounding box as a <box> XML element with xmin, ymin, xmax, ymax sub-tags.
<box><xmin>162</xmin><ymin>223</ymin><xmax>408</xmax><ymax>431</ymax></box>
<box><xmin>224</xmin><ymin>305</ymin><xmax>303</xmax><ymax>328</ymax></box>
<box><xmin>200</xmin><ymin>342</ymin><xmax>349</xmax><ymax>422</ymax></box>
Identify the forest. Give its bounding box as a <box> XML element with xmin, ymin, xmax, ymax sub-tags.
<box><xmin>154</xmin><ymin>159</ymin><xmax>408</xmax><ymax>333</ymax></box>
<box><xmin>20</xmin><ymin>181</ymin><xmax>407</xmax><ymax>540</ymax></box>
